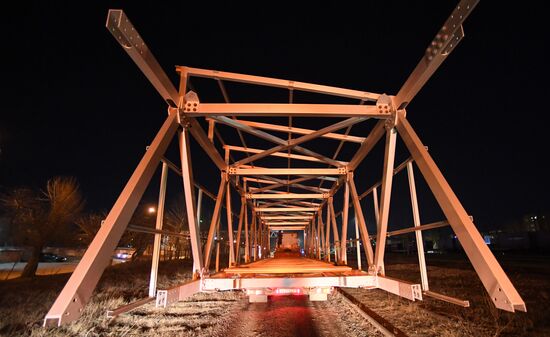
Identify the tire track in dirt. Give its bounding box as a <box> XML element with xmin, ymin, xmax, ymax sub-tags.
<box><xmin>223</xmin><ymin>294</ymin><xmax>383</xmax><ymax>337</ymax></box>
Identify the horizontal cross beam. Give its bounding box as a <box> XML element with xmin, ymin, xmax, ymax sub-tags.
<box><xmin>261</xmin><ymin>216</ymin><xmax>314</xmax><ymax>220</ymax></box>
<box><xmin>230</xmin><ymin>168</ymin><xmax>347</xmax><ymax>176</ymax></box>
<box><xmin>183</xmin><ymin>103</ymin><xmax>386</xmax><ymax>117</ymax></box>
<box><xmin>181</xmin><ymin>66</ymin><xmax>380</xmax><ymax>101</ymax></box>
<box><xmin>268</xmin><ymin>226</ymin><xmax>306</xmax><ymax>231</ymax></box>
<box><xmin>264</xmin><ymin>221</ymin><xmax>310</xmax><ymax>225</ymax></box>
<box><xmin>224</xmin><ymin>145</ymin><xmax>347</xmax><ymax>164</ymax></box>
<box><xmin>255</xmin><ymin>207</ymin><xmax>318</xmax><ymax>212</ymax></box>
<box><xmin>225</xmin><ymin>119</ymin><xmax>366</xmax><ymax>144</ymax></box>
<box><xmin>247</xmin><ymin>193</ymin><xmax>326</xmax><ymax>199</ymax></box>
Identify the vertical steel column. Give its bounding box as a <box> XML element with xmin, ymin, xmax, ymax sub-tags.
<box><xmin>374</xmin><ymin>127</ymin><xmax>397</xmax><ymax>274</ymax></box>
<box><xmin>329</xmin><ymin>199</ymin><xmax>340</xmax><ymax>263</ymax></box>
<box><xmin>373</xmin><ymin>186</ymin><xmax>380</xmax><ymax>232</ymax></box>
<box><xmin>148</xmin><ymin>162</ymin><xmax>169</xmax><ymax>297</ymax></box>
<box><xmin>196</xmin><ymin>189</ymin><xmax>203</xmax><ymax>231</ymax></box>
<box><xmin>317</xmin><ymin>210</ymin><xmax>326</xmax><ymax>260</ymax></box>
<box><xmin>348</xmin><ymin>178</ymin><xmax>375</xmax><ymax>268</ymax></box>
<box><xmin>226</xmin><ymin>183</ymin><xmax>235</xmax><ymax>265</ymax></box>
<box><xmin>316</xmin><ymin>213</ymin><xmax>322</xmax><ymax>260</ymax></box>
<box><xmin>407</xmin><ymin>162</ymin><xmax>429</xmax><ymax>290</ymax></box>
<box><xmin>267</xmin><ymin>228</ymin><xmax>271</xmax><ymax>257</ymax></box>
<box><xmin>244</xmin><ymin>202</ymin><xmax>250</xmax><ymax>263</ymax></box>
<box><xmin>44</xmin><ymin>113</ymin><xmax>179</xmax><ymax>327</ymax></box>
<box><xmin>235</xmin><ymin>201</ymin><xmax>245</xmax><ymax>264</ymax></box>
<box><xmin>203</xmin><ymin>178</ymin><xmax>227</xmax><ymax>270</ymax></box>
<box><xmin>340</xmin><ymin>181</ymin><xmax>350</xmax><ymax>264</ymax></box>
<box><xmin>354</xmin><ymin>211</ymin><xmax>362</xmax><ymax>271</ymax></box>
<box><xmin>179</xmin><ymin>128</ymin><xmax>204</xmax><ymax>276</ymax></box>
<box><xmin>252</xmin><ymin>214</ymin><xmax>257</xmax><ymax>261</ymax></box>
<box><xmin>215</xmin><ymin>216</ymin><xmax>221</xmax><ymax>272</ymax></box>
<box><xmin>325</xmin><ymin>205</ymin><xmax>331</xmax><ymax>262</ymax></box>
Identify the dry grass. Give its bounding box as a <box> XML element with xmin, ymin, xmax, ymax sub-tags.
<box><xmin>342</xmin><ymin>259</ymin><xmax>549</xmax><ymax>337</ymax></box>
<box><xmin>0</xmin><ymin>259</ymin><xmax>196</xmax><ymax>337</ymax></box>
<box><xmin>0</xmin><ymin>254</ymin><xmax>548</xmax><ymax>336</ymax></box>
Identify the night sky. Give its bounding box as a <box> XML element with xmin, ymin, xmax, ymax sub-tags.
<box><xmin>2</xmin><ymin>2</ymin><xmax>549</xmax><ymax>233</ymax></box>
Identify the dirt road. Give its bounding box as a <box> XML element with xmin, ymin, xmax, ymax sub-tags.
<box><xmin>224</xmin><ymin>294</ymin><xmax>382</xmax><ymax>337</ymax></box>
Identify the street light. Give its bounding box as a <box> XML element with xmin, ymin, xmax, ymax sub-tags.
<box><xmin>147</xmin><ymin>206</ymin><xmax>156</xmax><ymax>214</ymax></box>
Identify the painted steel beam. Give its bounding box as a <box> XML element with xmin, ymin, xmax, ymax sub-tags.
<box><xmin>394</xmin><ymin>0</ymin><xmax>479</xmax><ymax>109</ymax></box>
<box><xmin>181</xmin><ymin>66</ymin><xmax>381</xmax><ymax>101</ymax></box>
<box><xmin>347</xmin><ymin>120</ymin><xmax>386</xmax><ymax>170</ymax></box>
<box><xmin>407</xmin><ymin>162</ymin><xmax>429</xmax><ymax>291</ymax></box>
<box><xmin>243</xmin><ymin>177</ymin><xmax>279</xmax><ymax>185</ymax></box>
<box><xmin>395</xmin><ymin>110</ymin><xmax>526</xmax><ymax>312</ymax></box>
<box><xmin>261</xmin><ymin>216</ymin><xmax>314</xmax><ymax>220</ymax></box>
<box><xmin>348</xmin><ymin>178</ymin><xmax>375</xmax><ymax>267</ymax></box>
<box><xmin>202</xmin><ymin>275</ymin><xmax>376</xmax><ymax>291</ymax></box>
<box><xmin>255</xmin><ymin>207</ymin><xmax>318</xmax><ymax>212</ymax></box>
<box><xmin>251</xmin><ymin>176</ymin><xmax>315</xmax><ymax>193</ymax></box>
<box><xmin>264</xmin><ymin>221</ymin><xmax>310</xmax><ymax>225</ymax></box>
<box><xmin>44</xmin><ymin>112</ymin><xmax>179</xmax><ymax>327</ymax></box>
<box><xmin>213</xmin><ymin>116</ymin><xmax>364</xmax><ymax>167</ymax></box>
<box><xmin>373</xmin><ymin>128</ymin><xmax>397</xmax><ymax>273</ymax></box>
<box><xmin>107</xmin><ymin>14</ymin><xmax>227</xmax><ymax>172</ymax></box>
<box><xmin>359</xmin><ymin>156</ymin><xmax>414</xmax><ymax>200</ymax></box>
<box><xmin>203</xmin><ymin>179</ymin><xmax>227</xmax><ymax>270</ymax></box>
<box><xmin>106</xmin><ymin>10</ymin><xmax>178</xmax><ymax>107</ymax></box>
<box><xmin>247</xmin><ymin>193</ymin><xmax>326</xmax><ymax>200</ymax></box>
<box><xmin>179</xmin><ymin>128</ymin><xmax>204</xmax><ymax>274</ymax></box>
<box><xmin>268</xmin><ymin>226</ymin><xmax>306</xmax><ymax>231</ymax></box>
<box><xmin>185</xmin><ymin>117</ymin><xmax>227</xmax><ymax>171</ymax></box>
<box><xmin>226</xmin><ymin>119</ymin><xmax>365</xmax><ymax>144</ymax></box>
<box><xmin>184</xmin><ymin>103</ymin><xmax>385</xmax><ymax>118</ymax></box>
<box><xmin>387</xmin><ymin>220</ymin><xmax>450</xmax><ymax>237</ymax></box>
<box><xmin>225</xmin><ymin>145</ymin><xmax>347</xmax><ymax>164</ymax></box>
<box><xmin>230</xmin><ymin>168</ymin><xmax>346</xmax><ymax>176</ymax></box>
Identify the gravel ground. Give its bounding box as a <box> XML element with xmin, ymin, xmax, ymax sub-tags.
<box><xmin>222</xmin><ymin>292</ymin><xmax>383</xmax><ymax>337</ymax></box>
<box><xmin>102</xmin><ymin>291</ymin><xmax>384</xmax><ymax>337</ymax></box>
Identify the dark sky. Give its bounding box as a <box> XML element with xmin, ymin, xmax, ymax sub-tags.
<box><xmin>2</xmin><ymin>1</ymin><xmax>549</xmax><ymax>233</ymax></box>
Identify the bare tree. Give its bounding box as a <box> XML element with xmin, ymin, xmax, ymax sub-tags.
<box><xmin>164</xmin><ymin>197</ymin><xmax>188</xmax><ymax>260</ymax></box>
<box><xmin>75</xmin><ymin>212</ymin><xmax>105</xmax><ymax>244</ymax></box>
<box><xmin>0</xmin><ymin>177</ymin><xmax>84</xmax><ymax>277</ymax></box>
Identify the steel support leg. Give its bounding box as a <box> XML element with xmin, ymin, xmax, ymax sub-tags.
<box><xmin>252</xmin><ymin>215</ymin><xmax>257</xmax><ymax>261</ymax></box>
<box><xmin>395</xmin><ymin>110</ymin><xmax>526</xmax><ymax>312</ymax></box>
<box><xmin>329</xmin><ymin>199</ymin><xmax>340</xmax><ymax>262</ymax></box>
<box><xmin>203</xmin><ymin>178</ymin><xmax>227</xmax><ymax>270</ymax></box>
<box><xmin>340</xmin><ymin>181</ymin><xmax>350</xmax><ymax>264</ymax></box>
<box><xmin>325</xmin><ymin>205</ymin><xmax>331</xmax><ymax>262</ymax></box>
<box><xmin>373</xmin><ymin>186</ymin><xmax>380</xmax><ymax>232</ymax></box>
<box><xmin>316</xmin><ymin>214</ymin><xmax>322</xmax><ymax>260</ymax></box>
<box><xmin>244</xmin><ymin>202</ymin><xmax>250</xmax><ymax>263</ymax></box>
<box><xmin>215</xmin><ymin>216</ymin><xmax>221</xmax><ymax>272</ymax></box>
<box><xmin>348</xmin><ymin>178</ymin><xmax>375</xmax><ymax>268</ymax></box>
<box><xmin>43</xmin><ymin>113</ymin><xmax>179</xmax><ymax>327</ymax></box>
<box><xmin>196</xmin><ymin>189</ymin><xmax>203</xmax><ymax>231</ymax></box>
<box><xmin>226</xmin><ymin>183</ymin><xmax>235</xmax><ymax>265</ymax></box>
<box><xmin>319</xmin><ymin>212</ymin><xmax>325</xmax><ymax>260</ymax></box>
<box><xmin>235</xmin><ymin>201</ymin><xmax>245</xmax><ymax>264</ymax></box>
<box><xmin>149</xmin><ymin>162</ymin><xmax>169</xmax><ymax>297</ymax></box>
<box><xmin>374</xmin><ymin>127</ymin><xmax>397</xmax><ymax>274</ymax></box>
<box><xmin>355</xmin><ymin>212</ymin><xmax>362</xmax><ymax>271</ymax></box>
<box><xmin>407</xmin><ymin>162</ymin><xmax>429</xmax><ymax>291</ymax></box>
<box><xmin>179</xmin><ymin>128</ymin><xmax>204</xmax><ymax>276</ymax></box>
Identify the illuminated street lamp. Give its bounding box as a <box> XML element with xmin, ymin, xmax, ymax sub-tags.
<box><xmin>147</xmin><ymin>206</ymin><xmax>156</xmax><ymax>214</ymax></box>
